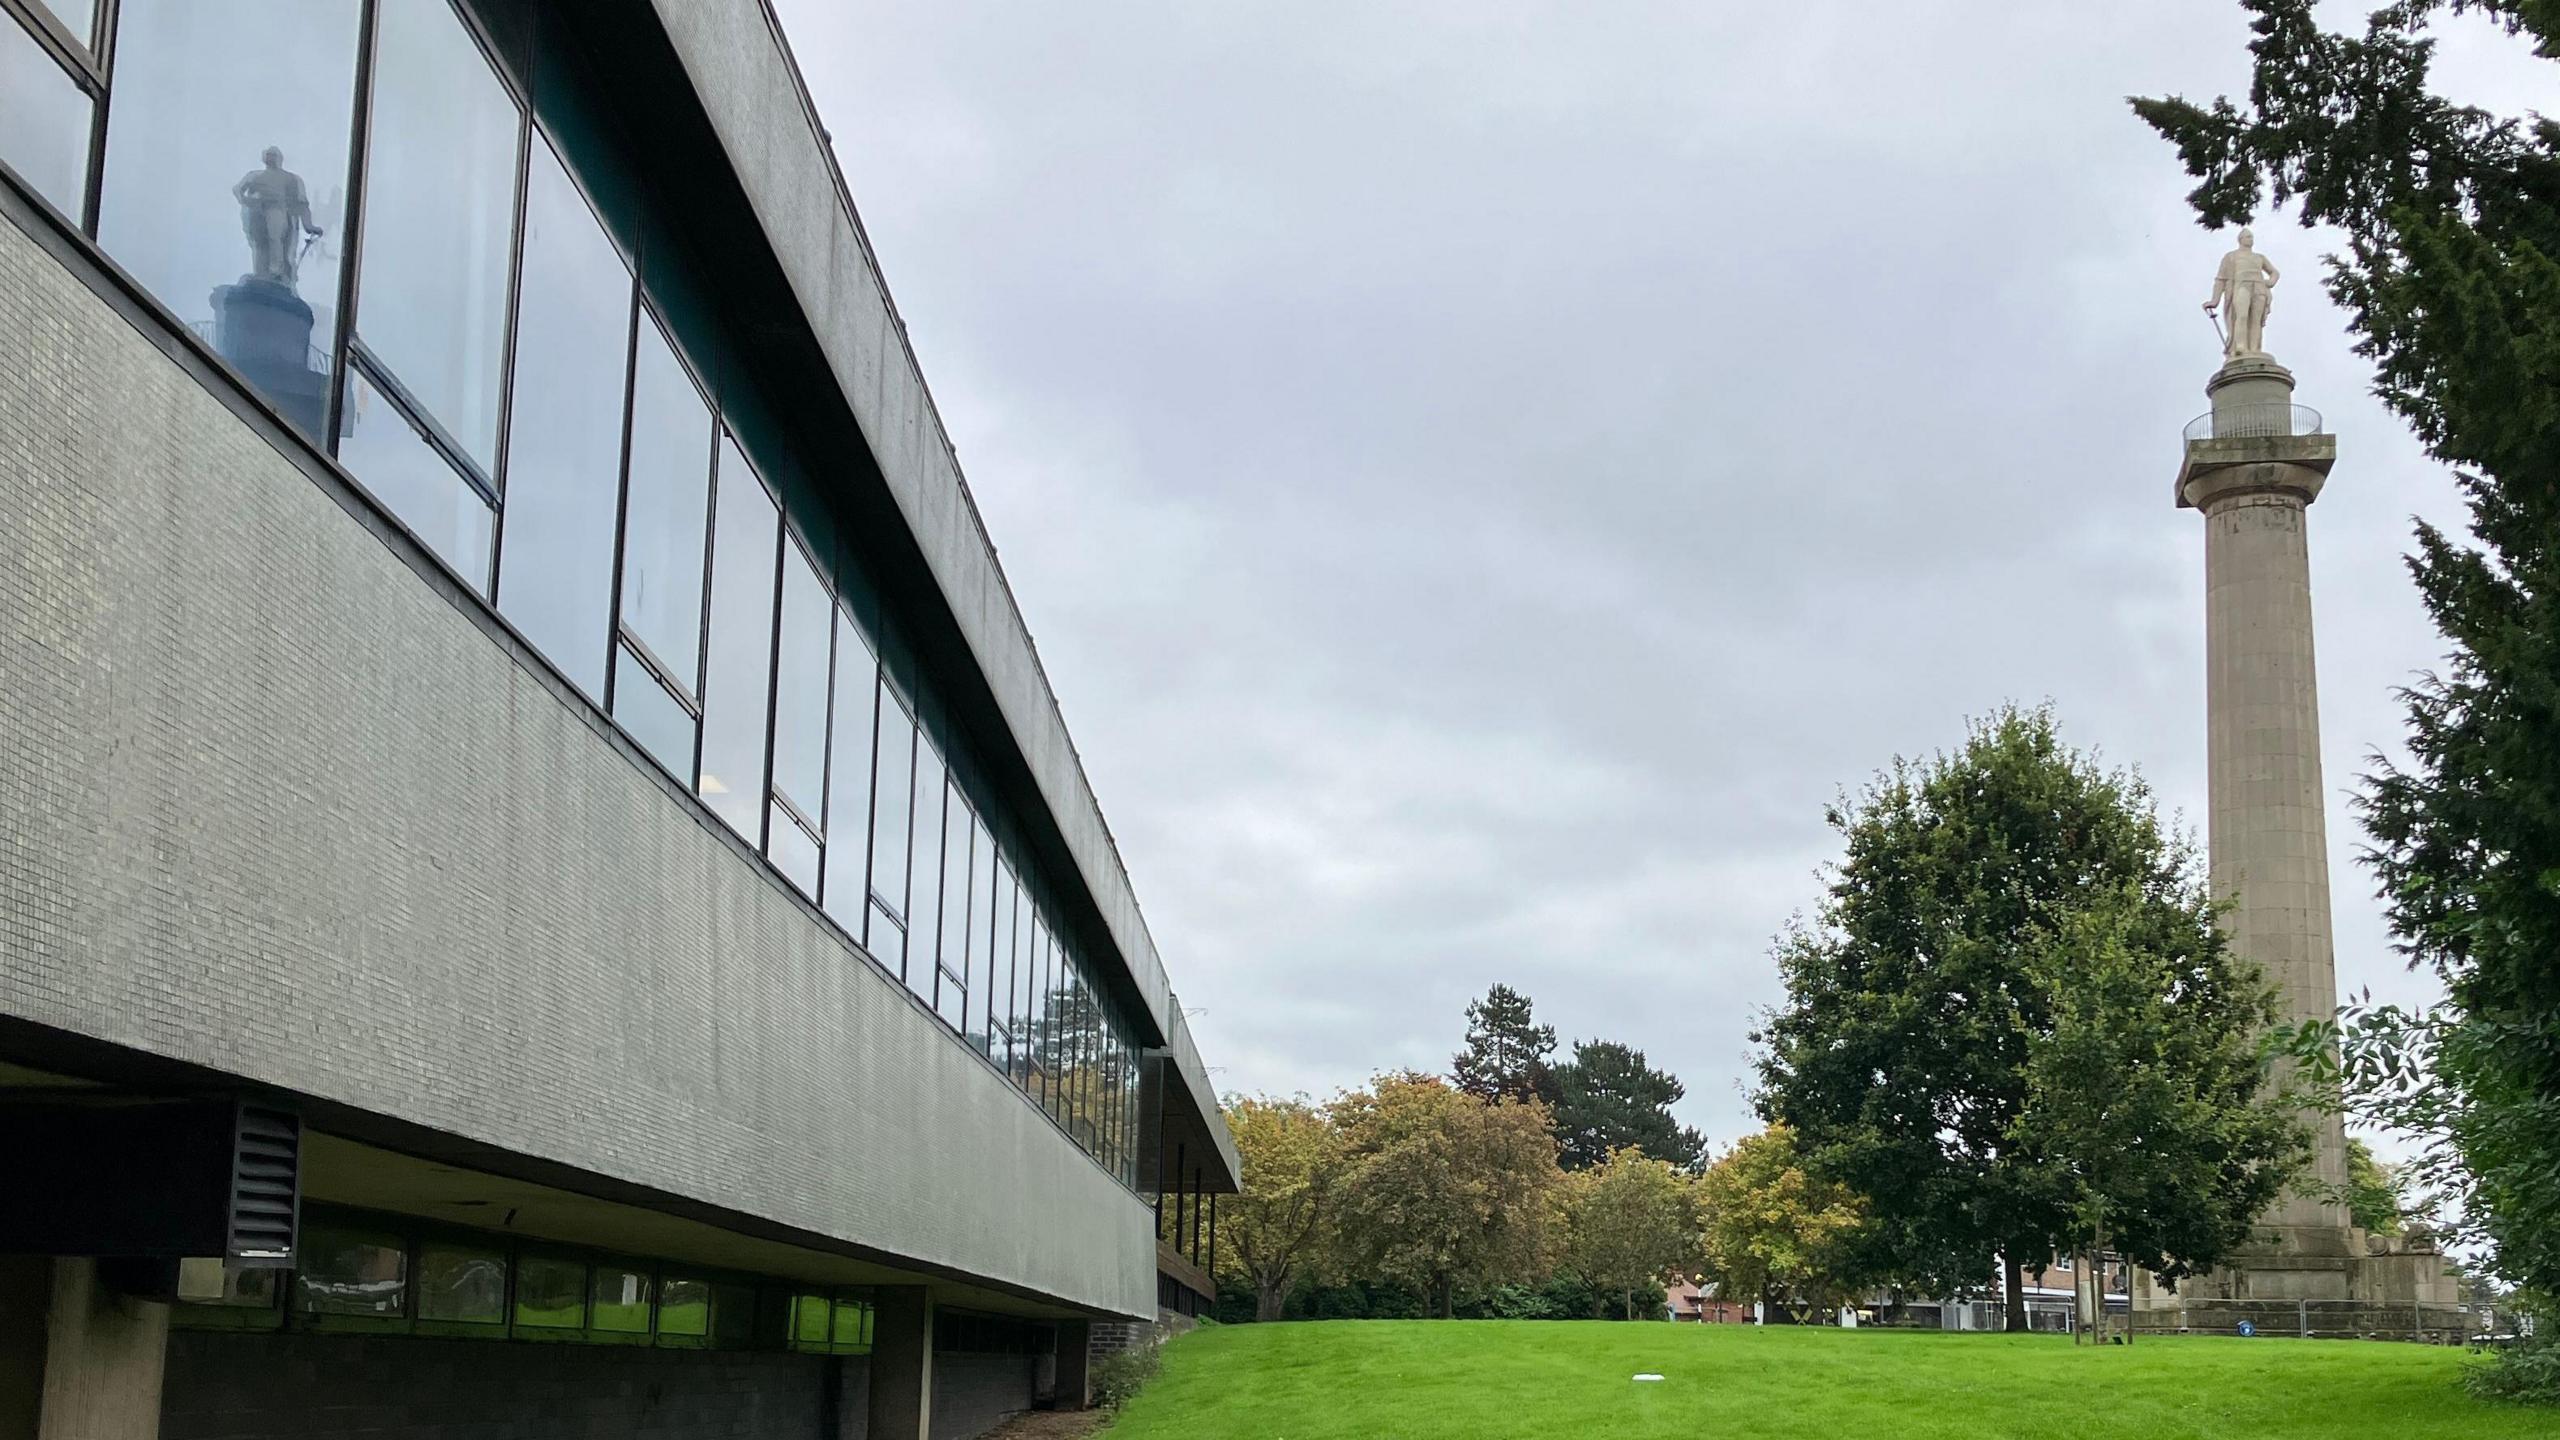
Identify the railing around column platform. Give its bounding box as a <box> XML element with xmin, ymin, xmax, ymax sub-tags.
<box><xmin>2184</xmin><ymin>403</ymin><xmax>2325</xmax><ymax>443</ymax></box>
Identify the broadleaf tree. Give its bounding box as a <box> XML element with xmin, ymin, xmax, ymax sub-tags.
<box><xmin>1213</xmin><ymin>1095</ymin><xmax>1345</xmax><ymax>1321</ymax></box>
<box><xmin>2011</xmin><ymin>890</ymin><xmax>2308</xmax><ymax>1298</ymax></box>
<box><xmin>1327</xmin><ymin>1072</ymin><xmax>1562</xmax><ymax>1318</ymax></box>
<box><xmin>1755</xmin><ymin>705</ymin><xmax>2307</xmax><ymax>1329</ymax></box>
<box><xmin>1558</xmin><ymin>1147</ymin><xmax>1700</xmax><ymax>1321</ymax></box>
<box><xmin>1694</xmin><ymin>1124</ymin><xmax>1868</xmax><ymax>1324</ymax></box>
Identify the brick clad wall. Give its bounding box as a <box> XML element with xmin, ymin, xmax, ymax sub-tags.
<box><xmin>0</xmin><ymin>208</ymin><xmax>1153</xmax><ymax>1318</ymax></box>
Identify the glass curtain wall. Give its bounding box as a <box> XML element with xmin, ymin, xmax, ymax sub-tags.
<box><xmin>611</xmin><ymin>309</ymin><xmax>713</xmax><ymax>782</ymax></box>
<box><xmin>336</xmin><ymin>0</ymin><xmax>524</xmax><ymax>590</ymax></box>
<box><xmin>698</xmin><ymin>436</ymin><xmax>779</xmax><ymax>842</ymax></box>
<box><xmin>768</xmin><ymin>542</ymin><xmax>834</xmax><ymax>895</ymax></box>
<box><xmin>934</xmin><ymin>783</ymin><xmax>971</xmax><ymax>1031</ymax></box>
<box><xmin>0</xmin><ymin>2</ymin><xmax>96</xmax><ymax>221</ymax></box>
<box><xmin>867</xmin><ymin>691</ymin><xmax>917</xmax><ymax>981</ymax></box>
<box><xmin>493</xmin><ymin>136</ymin><xmax>632</xmax><ymax>701</ymax></box>
<box><xmin>821</xmin><ymin>619</ymin><xmax>878</xmax><ymax>932</ymax></box>
<box><xmin>22</xmin><ymin>0</ymin><xmax>1160</xmax><ymax>1190</ymax></box>
<box><xmin>96</xmin><ymin>0</ymin><xmax>362</xmax><ymax>443</ymax></box>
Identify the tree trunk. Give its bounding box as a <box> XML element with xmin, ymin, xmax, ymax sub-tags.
<box><xmin>2003</xmin><ymin>1250</ymin><xmax>2028</xmax><ymax>1332</ymax></box>
<box><xmin>1256</xmin><ymin>1281</ymin><xmax>1285</xmax><ymax>1323</ymax></box>
<box><xmin>1434</xmin><ymin>1274</ymin><xmax>1453</xmax><ymax>1320</ymax></box>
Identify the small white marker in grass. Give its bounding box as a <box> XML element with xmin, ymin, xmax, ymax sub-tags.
<box><xmin>1632</xmin><ymin>1374</ymin><xmax>1665</xmax><ymax>1383</ymax></box>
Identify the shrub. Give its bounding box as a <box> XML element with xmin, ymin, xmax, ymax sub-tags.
<box><xmin>1090</xmin><ymin>1343</ymin><xmax>1162</xmax><ymax>1410</ymax></box>
<box><xmin>2466</xmin><ymin>1330</ymin><xmax>2560</xmax><ymax>1407</ymax></box>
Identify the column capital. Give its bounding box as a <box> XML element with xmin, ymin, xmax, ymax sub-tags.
<box><xmin>2177</xmin><ymin>436</ymin><xmax>2334</xmax><ymax>512</ymax></box>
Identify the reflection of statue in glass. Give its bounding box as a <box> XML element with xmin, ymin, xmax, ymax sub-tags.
<box><xmin>233</xmin><ymin>147</ymin><xmax>322</xmax><ymax>290</ymax></box>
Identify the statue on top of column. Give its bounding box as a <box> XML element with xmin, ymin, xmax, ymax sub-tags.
<box><xmin>233</xmin><ymin>147</ymin><xmax>323</xmax><ymax>291</ymax></box>
<box><xmin>2203</xmin><ymin>227</ymin><xmax>2280</xmax><ymax>363</ymax></box>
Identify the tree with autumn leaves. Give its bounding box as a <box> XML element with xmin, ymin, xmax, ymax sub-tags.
<box><xmin>1211</xmin><ymin>1076</ymin><xmax>1875</xmax><ymax>1321</ymax></box>
<box><xmin>1693</xmin><ymin>1124</ymin><xmax>1868</xmax><ymax>1324</ymax></box>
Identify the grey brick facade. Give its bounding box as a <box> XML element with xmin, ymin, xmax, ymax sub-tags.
<box><xmin>0</xmin><ymin>209</ymin><xmax>1152</xmax><ymax>1318</ymax></box>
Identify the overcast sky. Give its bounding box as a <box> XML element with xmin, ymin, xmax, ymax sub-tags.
<box><xmin>770</xmin><ymin>1</ymin><xmax>2546</xmax><ymax>1157</ymax></box>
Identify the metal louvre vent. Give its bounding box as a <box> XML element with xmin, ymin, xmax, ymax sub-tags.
<box><xmin>227</xmin><ymin>1103</ymin><xmax>301</xmax><ymax>1266</ymax></box>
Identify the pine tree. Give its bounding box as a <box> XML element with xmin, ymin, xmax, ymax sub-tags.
<box><xmin>1550</xmin><ymin>1040</ymin><xmax>1705</xmax><ymax>1172</ymax></box>
<box><xmin>1451</xmin><ymin>983</ymin><xmax>1559</xmax><ymax>1109</ymax></box>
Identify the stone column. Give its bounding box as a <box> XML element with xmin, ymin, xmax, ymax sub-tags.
<box><xmin>2178</xmin><ymin>356</ymin><xmax>2354</xmax><ymax>1262</ymax></box>
<box><xmin>867</xmin><ymin>1286</ymin><xmax>934</xmax><ymax>1440</ymax></box>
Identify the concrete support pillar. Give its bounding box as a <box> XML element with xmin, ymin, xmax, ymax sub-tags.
<box><xmin>0</xmin><ymin>1260</ymin><xmax>170</xmax><ymax>1440</ymax></box>
<box><xmin>1053</xmin><ymin>1320</ymin><xmax>1092</xmax><ymax>1412</ymax></box>
<box><xmin>866</xmin><ymin>1287</ymin><xmax>934</xmax><ymax>1440</ymax></box>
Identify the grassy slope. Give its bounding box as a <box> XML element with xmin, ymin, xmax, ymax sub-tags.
<box><xmin>1100</xmin><ymin>1320</ymin><xmax>2547</xmax><ymax>1440</ymax></box>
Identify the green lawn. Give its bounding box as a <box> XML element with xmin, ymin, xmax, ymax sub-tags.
<box><xmin>1100</xmin><ymin>1320</ymin><xmax>2548</xmax><ymax>1439</ymax></box>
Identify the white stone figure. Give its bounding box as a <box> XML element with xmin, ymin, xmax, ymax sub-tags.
<box><xmin>234</xmin><ymin>147</ymin><xmax>323</xmax><ymax>290</ymax></box>
<box><xmin>2203</xmin><ymin>227</ymin><xmax>2280</xmax><ymax>362</ymax></box>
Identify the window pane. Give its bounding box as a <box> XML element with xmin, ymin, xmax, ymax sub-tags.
<box><xmin>98</xmin><ymin>0</ymin><xmax>359</xmax><ymax>442</ymax></box>
<box><xmin>591</xmin><ymin>1265</ymin><xmax>650</xmax><ymax>1335</ymax></box>
<box><xmin>966</xmin><ymin>820</ymin><xmax>992</xmax><ymax>1042</ymax></box>
<box><xmin>831</xmin><ymin>1295</ymin><xmax>870</xmax><ymax>1352</ymax></box>
<box><xmin>697</xmin><ymin>437</ymin><xmax>776</xmax><ymax>840</ymax></box>
<box><xmin>820</xmin><ymin>616</ymin><xmax>877</xmax><ymax>929</ymax></box>
<box><xmin>657</xmin><ymin>1277</ymin><xmax>710</xmax><ymax>1342</ymax></box>
<box><xmin>907</xmin><ymin>735</ymin><xmax>946</xmax><ymax>1003</ymax></box>
<box><xmin>770</xmin><ymin>800</ymin><xmax>818</xmax><ymax>895</ymax></box>
<box><xmin>618</xmin><ymin>311</ymin><xmax>710</xmax><ymax>690</ymax></box>
<box><xmin>614</xmin><ymin>646</ymin><xmax>695</xmax><ymax>783</ymax></box>
<box><xmin>770</xmin><ymin>543</ymin><xmax>831</xmax><ymax>819</ymax></box>
<box><xmin>867</xmin><ymin>904</ymin><xmax>905</xmax><ymax>979</ymax></box>
<box><xmin>416</xmin><ymin>1242</ymin><xmax>505</xmax><ymax>1326</ymax></box>
<box><xmin>0</xmin><ymin>17</ymin><xmax>90</xmax><ymax>220</ymax></box>
<box><xmin>354</xmin><ymin>0</ymin><xmax>519</xmax><ymax>473</ymax></box>
<box><xmin>972</xmin><ymin>835</ymin><xmax>997</xmax><ymax>1054</ymax></box>
<box><xmin>513</xmin><ymin>1255</ymin><xmax>585</xmax><ymax>1331</ymax></box>
<box><xmin>791</xmin><ymin>1292</ymin><xmax>830</xmax><ymax>1348</ymax></box>
<box><xmin>937</xmin><ymin>780</ymin><xmax>971</xmax><ymax>1020</ymax></box>
<box><xmin>1071</xmin><ymin>967</ymin><xmax>1094</xmax><ymax>1147</ymax></box>
<box><xmin>992</xmin><ymin>862</ymin><xmax>1018</xmax><ymax>1067</ymax></box>
<box><xmin>493</xmin><ymin>137</ymin><xmax>628</xmax><ymax>700</ymax></box>
<box><xmin>1031</xmin><ymin>921</ymin><xmax>1055</xmax><ymax>1115</ymax></box>
<box><xmin>338</xmin><ymin>363</ymin><xmax>494</xmax><ymax>589</ymax></box>
<box><xmin>295</xmin><ymin>1224</ymin><xmax>406</xmax><ymax>1319</ymax></box>
<box><xmin>868</xmin><ymin>691</ymin><xmax>916</xmax><ymax>932</ymax></box>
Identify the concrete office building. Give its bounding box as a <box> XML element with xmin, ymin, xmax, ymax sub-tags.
<box><xmin>0</xmin><ymin>0</ymin><xmax>1237</xmax><ymax>1434</ymax></box>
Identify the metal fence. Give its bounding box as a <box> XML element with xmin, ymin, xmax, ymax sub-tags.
<box><xmin>2128</xmin><ymin>1298</ymin><xmax>2483</xmax><ymax>1344</ymax></box>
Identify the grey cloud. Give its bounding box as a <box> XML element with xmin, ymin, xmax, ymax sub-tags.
<box><xmin>774</xmin><ymin>0</ymin><xmax>2541</xmax><ymax>1154</ymax></box>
